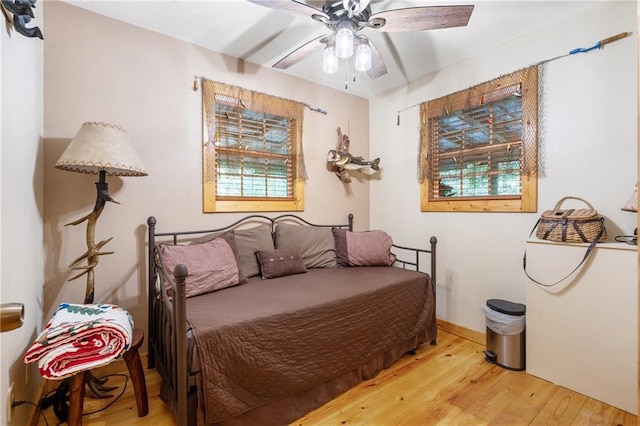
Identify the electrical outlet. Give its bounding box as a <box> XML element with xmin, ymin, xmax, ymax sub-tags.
<box><xmin>7</xmin><ymin>381</ymin><xmax>15</xmax><ymax>423</ymax></box>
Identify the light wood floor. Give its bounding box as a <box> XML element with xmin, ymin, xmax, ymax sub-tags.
<box><xmin>38</xmin><ymin>330</ymin><xmax>637</xmax><ymax>425</ymax></box>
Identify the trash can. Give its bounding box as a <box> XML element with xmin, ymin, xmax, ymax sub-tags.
<box><xmin>482</xmin><ymin>299</ymin><xmax>526</xmax><ymax>371</ymax></box>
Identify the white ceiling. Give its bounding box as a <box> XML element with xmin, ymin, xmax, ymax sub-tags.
<box><xmin>65</xmin><ymin>0</ymin><xmax>605</xmax><ymax>99</ymax></box>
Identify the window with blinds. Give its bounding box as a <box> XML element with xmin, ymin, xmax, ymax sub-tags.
<box><xmin>215</xmin><ymin>98</ymin><xmax>294</xmax><ymax>199</ymax></box>
<box><xmin>420</xmin><ymin>67</ymin><xmax>538</xmax><ymax>212</ymax></box>
<box><xmin>201</xmin><ymin>79</ymin><xmax>305</xmax><ymax>212</ymax></box>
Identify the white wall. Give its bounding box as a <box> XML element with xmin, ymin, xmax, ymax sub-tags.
<box><xmin>43</xmin><ymin>2</ymin><xmax>370</xmax><ymax>340</ymax></box>
<box><xmin>370</xmin><ymin>1</ymin><xmax>637</xmax><ymax>333</ymax></box>
<box><xmin>0</xmin><ymin>6</ymin><xmax>45</xmax><ymax>425</ymax></box>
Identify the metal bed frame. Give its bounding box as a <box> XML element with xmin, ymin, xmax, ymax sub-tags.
<box><xmin>146</xmin><ymin>213</ymin><xmax>437</xmax><ymax>425</ymax></box>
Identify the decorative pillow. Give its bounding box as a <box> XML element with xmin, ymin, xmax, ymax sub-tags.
<box><xmin>274</xmin><ymin>223</ymin><xmax>336</xmax><ymax>268</ymax></box>
<box><xmin>234</xmin><ymin>224</ymin><xmax>275</xmax><ymax>278</ymax></box>
<box><xmin>159</xmin><ymin>231</ymin><xmax>246</xmax><ymax>297</ymax></box>
<box><xmin>255</xmin><ymin>247</ymin><xmax>307</xmax><ymax>280</ymax></box>
<box><xmin>190</xmin><ymin>224</ymin><xmax>275</xmax><ymax>278</ymax></box>
<box><xmin>332</xmin><ymin>229</ymin><xmax>396</xmax><ymax>267</ymax></box>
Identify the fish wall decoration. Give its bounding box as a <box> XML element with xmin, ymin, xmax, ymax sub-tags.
<box><xmin>327</xmin><ymin>127</ymin><xmax>380</xmax><ymax>184</ymax></box>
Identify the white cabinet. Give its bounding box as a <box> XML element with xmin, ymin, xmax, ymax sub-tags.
<box><xmin>525</xmin><ymin>239</ymin><xmax>637</xmax><ymax>414</ymax></box>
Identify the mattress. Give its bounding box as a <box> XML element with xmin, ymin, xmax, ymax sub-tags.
<box><xmin>184</xmin><ymin>266</ymin><xmax>435</xmax><ymax>424</ymax></box>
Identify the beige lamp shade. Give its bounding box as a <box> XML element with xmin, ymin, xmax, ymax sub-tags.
<box><xmin>55</xmin><ymin>122</ymin><xmax>148</xmax><ymax>176</ymax></box>
<box><xmin>621</xmin><ymin>185</ymin><xmax>638</xmax><ymax>213</ymax></box>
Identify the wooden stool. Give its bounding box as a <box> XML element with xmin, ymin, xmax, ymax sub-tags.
<box><xmin>68</xmin><ymin>328</ymin><xmax>148</xmax><ymax>425</ymax></box>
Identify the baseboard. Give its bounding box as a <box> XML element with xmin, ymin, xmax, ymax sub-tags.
<box><xmin>437</xmin><ymin>319</ymin><xmax>485</xmax><ymax>346</ymax></box>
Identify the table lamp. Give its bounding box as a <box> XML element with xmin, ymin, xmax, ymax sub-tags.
<box><xmin>619</xmin><ymin>184</ymin><xmax>637</xmax><ymax>244</ymax></box>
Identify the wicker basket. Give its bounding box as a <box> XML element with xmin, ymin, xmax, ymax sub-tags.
<box><xmin>536</xmin><ymin>197</ymin><xmax>607</xmax><ymax>243</ymax></box>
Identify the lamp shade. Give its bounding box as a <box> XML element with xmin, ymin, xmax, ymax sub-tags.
<box><xmin>622</xmin><ymin>185</ymin><xmax>638</xmax><ymax>212</ymax></box>
<box><xmin>55</xmin><ymin>122</ymin><xmax>147</xmax><ymax>176</ymax></box>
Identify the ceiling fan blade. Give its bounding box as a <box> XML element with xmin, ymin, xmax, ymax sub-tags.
<box><xmin>247</xmin><ymin>0</ymin><xmax>329</xmax><ymax>21</ymax></box>
<box><xmin>370</xmin><ymin>5</ymin><xmax>474</xmax><ymax>32</ymax></box>
<box><xmin>273</xmin><ymin>35</ymin><xmax>327</xmax><ymax>69</ymax></box>
<box><xmin>360</xmin><ymin>35</ymin><xmax>387</xmax><ymax>79</ymax></box>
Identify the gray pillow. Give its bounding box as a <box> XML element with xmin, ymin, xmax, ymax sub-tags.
<box><xmin>274</xmin><ymin>223</ymin><xmax>336</xmax><ymax>268</ymax></box>
<box><xmin>234</xmin><ymin>224</ymin><xmax>275</xmax><ymax>278</ymax></box>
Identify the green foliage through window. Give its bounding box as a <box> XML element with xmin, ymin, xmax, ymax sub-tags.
<box><xmin>420</xmin><ymin>67</ymin><xmax>538</xmax><ymax>212</ymax></box>
<box><xmin>201</xmin><ymin>79</ymin><xmax>305</xmax><ymax>212</ymax></box>
<box><xmin>215</xmin><ymin>103</ymin><xmax>293</xmax><ymax>198</ymax></box>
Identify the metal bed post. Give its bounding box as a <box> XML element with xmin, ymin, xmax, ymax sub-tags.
<box><xmin>173</xmin><ymin>264</ymin><xmax>189</xmax><ymax>426</ymax></box>
<box><xmin>147</xmin><ymin>216</ymin><xmax>157</xmax><ymax>368</ymax></box>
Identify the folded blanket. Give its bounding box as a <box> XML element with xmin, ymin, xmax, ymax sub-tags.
<box><xmin>23</xmin><ymin>303</ymin><xmax>133</xmax><ymax>379</ymax></box>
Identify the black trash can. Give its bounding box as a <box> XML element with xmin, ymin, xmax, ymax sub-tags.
<box><xmin>482</xmin><ymin>299</ymin><xmax>526</xmax><ymax>371</ymax></box>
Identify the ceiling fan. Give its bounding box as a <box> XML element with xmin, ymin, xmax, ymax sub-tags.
<box><xmin>247</xmin><ymin>0</ymin><xmax>474</xmax><ymax>79</ymax></box>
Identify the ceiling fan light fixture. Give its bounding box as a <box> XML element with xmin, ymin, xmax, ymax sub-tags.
<box><xmin>335</xmin><ymin>20</ymin><xmax>355</xmax><ymax>59</ymax></box>
<box><xmin>322</xmin><ymin>43</ymin><xmax>339</xmax><ymax>74</ymax></box>
<box><xmin>354</xmin><ymin>39</ymin><xmax>372</xmax><ymax>72</ymax></box>
<box><xmin>252</xmin><ymin>0</ymin><xmax>473</xmax><ymax>83</ymax></box>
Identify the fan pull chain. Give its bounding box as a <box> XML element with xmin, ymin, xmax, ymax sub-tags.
<box><xmin>344</xmin><ymin>66</ymin><xmax>349</xmax><ymax>90</ymax></box>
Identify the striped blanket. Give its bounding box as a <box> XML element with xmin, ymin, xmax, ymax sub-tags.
<box><xmin>23</xmin><ymin>303</ymin><xmax>133</xmax><ymax>379</ymax></box>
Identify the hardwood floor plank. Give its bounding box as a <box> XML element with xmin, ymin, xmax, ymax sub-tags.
<box><xmin>529</xmin><ymin>386</ymin><xmax>587</xmax><ymax>425</ymax></box>
<box><xmin>36</xmin><ymin>330</ymin><xmax>636</xmax><ymax>426</ymax></box>
<box><xmin>415</xmin><ymin>359</ymin><xmax>509</xmax><ymax>424</ymax></box>
<box><xmin>572</xmin><ymin>398</ymin><xmax>638</xmax><ymax>426</ymax></box>
<box><xmin>296</xmin><ymin>336</ymin><xmax>481</xmax><ymax>425</ymax></box>
<box><xmin>486</xmin><ymin>372</ymin><xmax>557</xmax><ymax>424</ymax></box>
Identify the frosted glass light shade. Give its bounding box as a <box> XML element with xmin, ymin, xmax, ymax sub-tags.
<box><xmin>354</xmin><ymin>42</ymin><xmax>372</xmax><ymax>72</ymax></box>
<box><xmin>335</xmin><ymin>22</ymin><xmax>354</xmax><ymax>59</ymax></box>
<box><xmin>323</xmin><ymin>45</ymin><xmax>339</xmax><ymax>74</ymax></box>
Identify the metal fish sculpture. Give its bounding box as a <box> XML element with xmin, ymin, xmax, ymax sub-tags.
<box><xmin>328</xmin><ymin>127</ymin><xmax>380</xmax><ymax>184</ymax></box>
<box><xmin>327</xmin><ymin>150</ymin><xmax>380</xmax><ymax>171</ymax></box>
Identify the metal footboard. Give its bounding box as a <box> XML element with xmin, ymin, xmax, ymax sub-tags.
<box><xmin>392</xmin><ymin>236</ymin><xmax>438</xmax><ymax>345</ymax></box>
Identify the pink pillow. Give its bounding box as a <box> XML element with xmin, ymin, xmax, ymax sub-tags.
<box><xmin>332</xmin><ymin>229</ymin><xmax>396</xmax><ymax>267</ymax></box>
<box><xmin>159</xmin><ymin>232</ymin><xmax>246</xmax><ymax>297</ymax></box>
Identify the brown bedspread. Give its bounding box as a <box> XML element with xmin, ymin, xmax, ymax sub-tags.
<box><xmin>185</xmin><ymin>266</ymin><xmax>435</xmax><ymax>425</ymax></box>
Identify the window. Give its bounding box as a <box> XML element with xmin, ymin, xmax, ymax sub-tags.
<box><xmin>202</xmin><ymin>80</ymin><xmax>305</xmax><ymax>212</ymax></box>
<box><xmin>420</xmin><ymin>67</ymin><xmax>538</xmax><ymax>212</ymax></box>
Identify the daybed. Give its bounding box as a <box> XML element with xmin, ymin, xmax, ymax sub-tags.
<box><xmin>147</xmin><ymin>214</ymin><xmax>437</xmax><ymax>426</ymax></box>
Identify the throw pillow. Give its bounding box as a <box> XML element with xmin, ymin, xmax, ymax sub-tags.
<box><xmin>274</xmin><ymin>223</ymin><xmax>336</xmax><ymax>268</ymax></box>
<box><xmin>234</xmin><ymin>224</ymin><xmax>275</xmax><ymax>278</ymax></box>
<box><xmin>190</xmin><ymin>224</ymin><xmax>275</xmax><ymax>278</ymax></box>
<box><xmin>159</xmin><ymin>231</ymin><xmax>246</xmax><ymax>297</ymax></box>
<box><xmin>332</xmin><ymin>229</ymin><xmax>396</xmax><ymax>267</ymax></box>
<box><xmin>256</xmin><ymin>247</ymin><xmax>307</xmax><ymax>279</ymax></box>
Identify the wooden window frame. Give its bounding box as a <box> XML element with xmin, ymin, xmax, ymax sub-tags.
<box><xmin>420</xmin><ymin>68</ymin><xmax>538</xmax><ymax>212</ymax></box>
<box><xmin>202</xmin><ymin>81</ymin><xmax>305</xmax><ymax>213</ymax></box>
